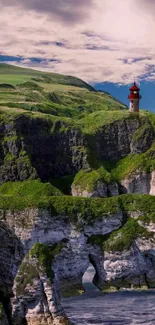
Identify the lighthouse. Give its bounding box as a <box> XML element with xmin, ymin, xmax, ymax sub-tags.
<box><xmin>128</xmin><ymin>82</ymin><xmax>142</xmax><ymax>113</ymax></box>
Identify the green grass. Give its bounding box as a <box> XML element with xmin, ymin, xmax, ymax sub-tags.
<box><xmin>29</xmin><ymin>243</ymin><xmax>62</xmax><ymax>279</ymax></box>
<box><xmin>0</xmin><ymin>102</ymin><xmax>154</xmax><ymax>190</ymax></box>
<box><xmin>1</xmin><ymin>190</ymin><xmax>155</xmax><ymax>253</ymax></box>
<box><xmin>103</xmin><ymin>218</ymin><xmax>152</xmax><ymax>252</ymax></box>
<box><xmin>72</xmin><ymin>167</ymin><xmax>112</xmax><ymax>192</ymax></box>
<box><xmin>79</xmin><ymin>110</ymin><xmax>139</xmax><ymax>134</ymax></box>
<box><xmin>17</xmin><ymin>81</ymin><xmax>43</xmax><ymax>91</ymax></box>
<box><xmin>88</xmin><ymin>196</ymin><xmax>155</xmax><ymax>251</ymax></box>
<box><xmin>0</xmin><ymin>179</ymin><xmax>62</xmax><ymax>197</ymax></box>
<box><xmin>0</xmin><ymin>63</ymin><xmax>127</xmax><ymax>121</ymax></box>
<box><xmin>112</xmin><ymin>143</ymin><xmax>155</xmax><ymax>181</ymax></box>
<box><xmin>132</xmin><ymin>123</ymin><xmax>151</xmax><ymax>142</ymax></box>
<box><xmin>0</xmin><ymin>74</ymin><xmax>35</xmax><ymax>85</ymax></box>
<box><xmin>0</xmin><ymin>105</ymin><xmax>73</xmax><ymax>127</ymax></box>
<box><xmin>15</xmin><ymin>242</ymin><xmax>62</xmax><ymax>295</ymax></box>
<box><xmin>0</xmin><ymin>63</ymin><xmax>93</xmax><ymax>89</ymax></box>
<box><xmin>119</xmin><ymin>193</ymin><xmax>155</xmax><ymax>214</ymax></box>
<box><xmin>1</xmin><ymin>193</ymin><xmax>155</xmax><ymax>222</ymax></box>
<box><xmin>1</xmin><ymin>64</ymin><xmax>155</xmax><ymax>197</ymax></box>
<box><xmin>0</xmin><ymin>194</ymin><xmax>121</xmax><ymax>218</ymax></box>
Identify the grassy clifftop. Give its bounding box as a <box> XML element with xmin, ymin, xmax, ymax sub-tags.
<box><xmin>0</xmin><ymin>63</ymin><xmax>94</xmax><ymax>89</ymax></box>
<box><xmin>0</xmin><ymin>101</ymin><xmax>155</xmax><ymax>193</ymax></box>
<box><xmin>0</xmin><ymin>63</ymin><xmax>126</xmax><ymax>120</ymax></box>
<box><xmin>0</xmin><ymin>187</ymin><xmax>155</xmax><ymax>218</ymax></box>
<box><xmin>1</xmin><ymin>64</ymin><xmax>155</xmax><ymax>199</ymax></box>
<box><xmin>1</xmin><ymin>64</ymin><xmax>155</xmax><ymax>258</ymax></box>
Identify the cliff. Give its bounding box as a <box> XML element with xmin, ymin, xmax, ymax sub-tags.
<box><xmin>1</xmin><ymin>195</ymin><xmax>155</xmax><ymax>324</ymax></box>
<box><xmin>1</xmin><ymin>64</ymin><xmax>155</xmax><ymax>325</ymax></box>
<box><xmin>1</xmin><ymin>107</ymin><xmax>155</xmax><ymax>195</ymax></box>
<box><xmin>1</xmin><ymin>108</ymin><xmax>155</xmax><ymax>324</ymax></box>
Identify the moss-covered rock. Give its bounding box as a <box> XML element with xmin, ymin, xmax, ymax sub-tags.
<box><xmin>15</xmin><ymin>242</ymin><xmax>63</xmax><ymax>296</ymax></box>
<box><xmin>71</xmin><ymin>168</ymin><xmax>118</xmax><ymax>198</ymax></box>
<box><xmin>112</xmin><ymin>144</ymin><xmax>155</xmax><ymax>182</ymax></box>
<box><xmin>103</xmin><ymin>218</ymin><xmax>152</xmax><ymax>252</ymax></box>
<box><xmin>13</xmin><ymin>242</ymin><xmax>67</xmax><ymax>325</ymax></box>
<box><xmin>0</xmin><ymin>107</ymin><xmax>155</xmax><ymax>192</ymax></box>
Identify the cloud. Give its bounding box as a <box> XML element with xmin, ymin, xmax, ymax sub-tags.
<box><xmin>0</xmin><ymin>0</ymin><xmax>155</xmax><ymax>84</ymax></box>
<box><xmin>0</xmin><ymin>0</ymin><xmax>94</xmax><ymax>23</ymax></box>
<box><xmin>137</xmin><ymin>0</ymin><xmax>155</xmax><ymax>12</ymax></box>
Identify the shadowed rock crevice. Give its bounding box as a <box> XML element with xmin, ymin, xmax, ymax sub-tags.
<box><xmin>15</xmin><ymin>115</ymin><xmax>87</xmax><ymax>180</ymax></box>
<box><xmin>0</xmin><ymin>296</ymin><xmax>12</xmax><ymax>325</ymax></box>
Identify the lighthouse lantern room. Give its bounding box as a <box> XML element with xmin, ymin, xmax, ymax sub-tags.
<box><xmin>128</xmin><ymin>82</ymin><xmax>142</xmax><ymax>113</ymax></box>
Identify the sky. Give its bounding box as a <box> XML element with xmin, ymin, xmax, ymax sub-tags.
<box><xmin>0</xmin><ymin>0</ymin><xmax>155</xmax><ymax>111</ymax></box>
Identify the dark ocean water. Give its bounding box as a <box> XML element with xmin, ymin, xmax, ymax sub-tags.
<box><xmin>62</xmin><ymin>265</ymin><xmax>155</xmax><ymax>325</ymax></box>
<box><xmin>63</xmin><ymin>290</ymin><xmax>155</xmax><ymax>325</ymax></box>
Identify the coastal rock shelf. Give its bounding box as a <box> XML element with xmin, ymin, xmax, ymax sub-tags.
<box><xmin>1</xmin><ymin>108</ymin><xmax>155</xmax><ymax>197</ymax></box>
<box><xmin>1</xmin><ymin>65</ymin><xmax>155</xmax><ymax>324</ymax></box>
<box><xmin>1</xmin><ymin>195</ymin><xmax>155</xmax><ymax>324</ymax></box>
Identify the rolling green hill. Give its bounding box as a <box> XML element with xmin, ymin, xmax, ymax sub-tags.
<box><xmin>0</xmin><ymin>63</ymin><xmax>94</xmax><ymax>89</ymax></box>
<box><xmin>1</xmin><ymin>63</ymin><xmax>148</xmax><ymax>197</ymax></box>
<box><xmin>0</xmin><ymin>63</ymin><xmax>127</xmax><ymax>120</ymax></box>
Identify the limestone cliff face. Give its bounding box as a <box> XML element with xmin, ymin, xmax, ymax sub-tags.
<box><xmin>71</xmin><ymin>171</ymin><xmax>155</xmax><ymax>198</ymax></box>
<box><xmin>1</xmin><ymin>110</ymin><xmax>155</xmax><ymax>325</ymax></box>
<box><xmin>1</xmin><ymin>200</ymin><xmax>155</xmax><ymax>325</ymax></box>
<box><xmin>0</xmin><ymin>116</ymin><xmax>88</xmax><ymax>184</ymax></box>
<box><xmin>120</xmin><ymin>170</ymin><xmax>155</xmax><ymax>195</ymax></box>
<box><xmin>0</xmin><ymin>113</ymin><xmax>155</xmax><ymax>193</ymax></box>
<box><xmin>90</xmin><ymin>118</ymin><xmax>154</xmax><ymax>161</ymax></box>
<box><xmin>91</xmin><ymin>238</ymin><xmax>155</xmax><ymax>291</ymax></box>
<box><xmin>72</xmin><ymin>180</ymin><xmax>119</xmax><ymax>198</ymax></box>
<box><xmin>0</xmin><ymin>206</ymin><xmax>123</xmax><ymax>324</ymax></box>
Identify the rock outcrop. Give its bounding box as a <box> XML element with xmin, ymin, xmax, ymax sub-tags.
<box><xmin>2</xmin><ymin>105</ymin><xmax>155</xmax><ymax>324</ymax></box>
<box><xmin>0</xmin><ymin>111</ymin><xmax>155</xmax><ymax>196</ymax></box>
<box><xmin>12</xmin><ymin>243</ymin><xmax>72</xmax><ymax>325</ymax></box>
<box><xmin>91</xmin><ymin>118</ymin><xmax>154</xmax><ymax>161</ymax></box>
<box><xmin>71</xmin><ymin>169</ymin><xmax>155</xmax><ymax>198</ymax></box>
<box><xmin>72</xmin><ymin>180</ymin><xmax>119</xmax><ymax>198</ymax></box>
<box><xmin>91</xmin><ymin>239</ymin><xmax>155</xmax><ymax>291</ymax></box>
<box><xmin>120</xmin><ymin>170</ymin><xmax>155</xmax><ymax>195</ymax></box>
<box><xmin>1</xmin><ymin>195</ymin><xmax>155</xmax><ymax>324</ymax></box>
<box><xmin>0</xmin><ymin>115</ymin><xmax>89</xmax><ymax>185</ymax></box>
<box><xmin>120</xmin><ymin>171</ymin><xmax>151</xmax><ymax>194</ymax></box>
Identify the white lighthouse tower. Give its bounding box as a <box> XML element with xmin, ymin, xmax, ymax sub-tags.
<box><xmin>128</xmin><ymin>82</ymin><xmax>142</xmax><ymax>112</ymax></box>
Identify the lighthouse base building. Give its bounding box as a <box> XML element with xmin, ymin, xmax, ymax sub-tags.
<box><xmin>128</xmin><ymin>82</ymin><xmax>142</xmax><ymax>113</ymax></box>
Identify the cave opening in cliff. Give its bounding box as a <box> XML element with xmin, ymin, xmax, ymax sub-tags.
<box><xmin>82</xmin><ymin>262</ymin><xmax>99</xmax><ymax>291</ymax></box>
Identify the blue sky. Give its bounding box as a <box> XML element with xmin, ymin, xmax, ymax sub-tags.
<box><xmin>94</xmin><ymin>81</ymin><xmax>155</xmax><ymax>113</ymax></box>
<box><xmin>0</xmin><ymin>0</ymin><xmax>155</xmax><ymax>112</ymax></box>
<box><xmin>1</xmin><ymin>54</ymin><xmax>155</xmax><ymax>113</ymax></box>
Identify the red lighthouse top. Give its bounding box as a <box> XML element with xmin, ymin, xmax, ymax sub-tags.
<box><xmin>128</xmin><ymin>82</ymin><xmax>141</xmax><ymax>100</ymax></box>
<box><xmin>129</xmin><ymin>82</ymin><xmax>140</xmax><ymax>91</ymax></box>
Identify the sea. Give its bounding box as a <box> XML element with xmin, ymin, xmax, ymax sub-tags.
<box><xmin>62</xmin><ymin>264</ymin><xmax>155</xmax><ymax>325</ymax></box>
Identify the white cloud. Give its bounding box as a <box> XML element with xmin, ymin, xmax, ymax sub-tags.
<box><xmin>0</xmin><ymin>0</ymin><xmax>155</xmax><ymax>84</ymax></box>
